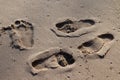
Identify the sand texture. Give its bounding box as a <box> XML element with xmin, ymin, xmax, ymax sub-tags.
<box><xmin>0</xmin><ymin>0</ymin><xmax>120</xmax><ymax>80</ymax></box>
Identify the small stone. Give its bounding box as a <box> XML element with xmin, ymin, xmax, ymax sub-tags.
<box><xmin>109</xmin><ymin>66</ymin><xmax>113</xmax><ymax>70</ymax></box>
<box><xmin>67</xmin><ymin>76</ymin><xmax>70</xmax><ymax>78</ymax></box>
<box><xmin>118</xmin><ymin>72</ymin><xmax>120</xmax><ymax>74</ymax></box>
<box><xmin>110</xmin><ymin>62</ymin><xmax>113</xmax><ymax>64</ymax></box>
<box><xmin>91</xmin><ymin>75</ymin><xmax>94</xmax><ymax>78</ymax></box>
<box><xmin>78</xmin><ymin>72</ymin><xmax>81</xmax><ymax>73</ymax></box>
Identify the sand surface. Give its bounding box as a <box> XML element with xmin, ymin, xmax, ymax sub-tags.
<box><xmin>0</xmin><ymin>0</ymin><xmax>120</xmax><ymax>80</ymax></box>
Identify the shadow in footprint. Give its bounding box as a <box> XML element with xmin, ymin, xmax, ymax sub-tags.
<box><xmin>78</xmin><ymin>33</ymin><xmax>114</xmax><ymax>58</ymax></box>
<box><xmin>27</xmin><ymin>48</ymin><xmax>75</xmax><ymax>75</ymax></box>
<box><xmin>56</xmin><ymin>51</ymin><xmax>75</xmax><ymax>67</ymax></box>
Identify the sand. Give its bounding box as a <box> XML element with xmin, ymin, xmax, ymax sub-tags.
<box><xmin>0</xmin><ymin>0</ymin><xmax>120</xmax><ymax>80</ymax></box>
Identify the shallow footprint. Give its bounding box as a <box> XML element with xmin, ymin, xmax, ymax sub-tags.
<box><xmin>27</xmin><ymin>48</ymin><xmax>75</xmax><ymax>75</ymax></box>
<box><xmin>78</xmin><ymin>33</ymin><xmax>114</xmax><ymax>58</ymax></box>
<box><xmin>51</xmin><ymin>18</ymin><xmax>96</xmax><ymax>37</ymax></box>
<box><xmin>9</xmin><ymin>20</ymin><xmax>34</xmax><ymax>50</ymax></box>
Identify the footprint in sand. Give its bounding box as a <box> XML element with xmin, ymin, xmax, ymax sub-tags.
<box><xmin>9</xmin><ymin>20</ymin><xmax>34</xmax><ymax>50</ymax></box>
<box><xmin>51</xmin><ymin>18</ymin><xmax>96</xmax><ymax>37</ymax></box>
<box><xmin>27</xmin><ymin>47</ymin><xmax>75</xmax><ymax>75</ymax></box>
<box><xmin>78</xmin><ymin>33</ymin><xmax>114</xmax><ymax>58</ymax></box>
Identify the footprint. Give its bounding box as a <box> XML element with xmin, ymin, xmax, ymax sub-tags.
<box><xmin>51</xmin><ymin>18</ymin><xmax>96</xmax><ymax>37</ymax></box>
<box><xmin>78</xmin><ymin>33</ymin><xmax>114</xmax><ymax>58</ymax></box>
<box><xmin>9</xmin><ymin>20</ymin><xmax>34</xmax><ymax>50</ymax></box>
<box><xmin>56</xmin><ymin>19</ymin><xmax>95</xmax><ymax>33</ymax></box>
<box><xmin>27</xmin><ymin>47</ymin><xmax>75</xmax><ymax>75</ymax></box>
<box><xmin>0</xmin><ymin>20</ymin><xmax>34</xmax><ymax>50</ymax></box>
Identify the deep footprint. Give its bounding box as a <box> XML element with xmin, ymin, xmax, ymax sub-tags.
<box><xmin>56</xmin><ymin>19</ymin><xmax>95</xmax><ymax>33</ymax></box>
<box><xmin>78</xmin><ymin>33</ymin><xmax>114</xmax><ymax>58</ymax></box>
<box><xmin>9</xmin><ymin>20</ymin><xmax>34</xmax><ymax>50</ymax></box>
<box><xmin>28</xmin><ymin>48</ymin><xmax>75</xmax><ymax>74</ymax></box>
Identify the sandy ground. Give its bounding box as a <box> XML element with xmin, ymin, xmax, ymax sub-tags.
<box><xmin>0</xmin><ymin>0</ymin><xmax>120</xmax><ymax>80</ymax></box>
